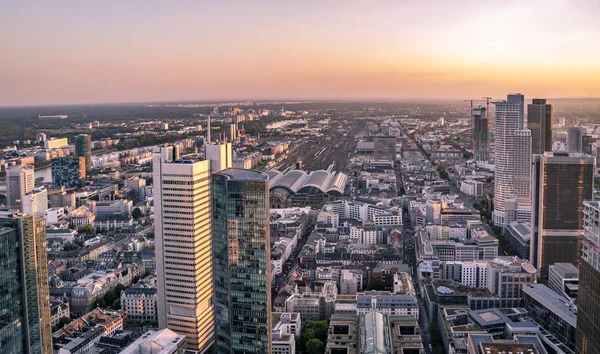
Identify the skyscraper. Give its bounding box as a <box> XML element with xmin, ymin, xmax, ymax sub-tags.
<box><xmin>22</xmin><ymin>186</ymin><xmax>48</xmax><ymax>218</ymax></box>
<box><xmin>153</xmin><ymin>146</ymin><xmax>220</xmax><ymax>353</ymax></box>
<box><xmin>472</xmin><ymin>106</ymin><xmax>488</xmax><ymax>161</ymax></box>
<box><xmin>6</xmin><ymin>164</ymin><xmax>34</xmax><ymax>210</ymax></box>
<box><xmin>212</xmin><ymin>169</ymin><xmax>271</xmax><ymax>353</ymax></box>
<box><xmin>577</xmin><ymin>200</ymin><xmax>600</xmax><ymax>354</ymax></box>
<box><xmin>492</xmin><ymin>93</ymin><xmax>530</xmax><ymax>227</ymax></box>
<box><xmin>530</xmin><ymin>153</ymin><xmax>594</xmax><ymax>278</ymax></box>
<box><xmin>527</xmin><ymin>98</ymin><xmax>553</xmax><ymax>155</ymax></box>
<box><xmin>0</xmin><ymin>211</ymin><xmax>52</xmax><ymax>354</ymax></box>
<box><xmin>75</xmin><ymin>134</ymin><xmax>92</xmax><ymax>174</ymax></box>
<box><xmin>567</xmin><ymin>127</ymin><xmax>583</xmax><ymax>153</ymax></box>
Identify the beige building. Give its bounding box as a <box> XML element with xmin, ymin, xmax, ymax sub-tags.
<box><xmin>153</xmin><ymin>145</ymin><xmax>230</xmax><ymax>353</ymax></box>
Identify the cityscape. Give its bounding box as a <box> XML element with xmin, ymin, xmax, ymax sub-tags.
<box><xmin>2</xmin><ymin>2</ymin><xmax>600</xmax><ymax>354</ymax></box>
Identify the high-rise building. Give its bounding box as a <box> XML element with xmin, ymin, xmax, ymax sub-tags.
<box><xmin>75</xmin><ymin>134</ymin><xmax>92</xmax><ymax>174</ymax></box>
<box><xmin>492</xmin><ymin>94</ymin><xmax>529</xmax><ymax>227</ymax></box>
<box><xmin>22</xmin><ymin>186</ymin><xmax>48</xmax><ymax>218</ymax></box>
<box><xmin>153</xmin><ymin>146</ymin><xmax>218</xmax><ymax>353</ymax></box>
<box><xmin>6</xmin><ymin>164</ymin><xmax>34</xmax><ymax>210</ymax></box>
<box><xmin>527</xmin><ymin>98</ymin><xmax>553</xmax><ymax>155</ymax></box>
<box><xmin>530</xmin><ymin>152</ymin><xmax>594</xmax><ymax>278</ymax></box>
<box><xmin>577</xmin><ymin>200</ymin><xmax>600</xmax><ymax>354</ymax></box>
<box><xmin>212</xmin><ymin>169</ymin><xmax>271</xmax><ymax>353</ymax></box>
<box><xmin>513</xmin><ymin>129</ymin><xmax>532</xmax><ymax>206</ymax></box>
<box><xmin>205</xmin><ymin>143</ymin><xmax>232</xmax><ymax>173</ymax></box>
<box><xmin>0</xmin><ymin>211</ymin><xmax>52</xmax><ymax>354</ymax></box>
<box><xmin>567</xmin><ymin>127</ymin><xmax>583</xmax><ymax>153</ymax></box>
<box><xmin>472</xmin><ymin>106</ymin><xmax>488</xmax><ymax>161</ymax></box>
<box><xmin>51</xmin><ymin>156</ymin><xmax>86</xmax><ymax>188</ymax></box>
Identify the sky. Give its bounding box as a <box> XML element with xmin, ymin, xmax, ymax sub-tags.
<box><xmin>1</xmin><ymin>0</ymin><xmax>600</xmax><ymax>106</ymax></box>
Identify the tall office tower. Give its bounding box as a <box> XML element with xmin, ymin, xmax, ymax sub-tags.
<box><xmin>530</xmin><ymin>153</ymin><xmax>594</xmax><ymax>278</ymax></box>
<box><xmin>0</xmin><ymin>212</ymin><xmax>52</xmax><ymax>354</ymax></box>
<box><xmin>75</xmin><ymin>134</ymin><xmax>92</xmax><ymax>174</ymax></box>
<box><xmin>51</xmin><ymin>156</ymin><xmax>87</xmax><ymax>188</ymax></box>
<box><xmin>527</xmin><ymin>99</ymin><xmax>554</xmax><ymax>155</ymax></box>
<box><xmin>567</xmin><ymin>127</ymin><xmax>583</xmax><ymax>153</ymax></box>
<box><xmin>205</xmin><ymin>143</ymin><xmax>232</xmax><ymax>173</ymax></box>
<box><xmin>577</xmin><ymin>201</ymin><xmax>600</xmax><ymax>354</ymax></box>
<box><xmin>213</xmin><ymin>169</ymin><xmax>271</xmax><ymax>353</ymax></box>
<box><xmin>6</xmin><ymin>164</ymin><xmax>34</xmax><ymax>210</ymax></box>
<box><xmin>513</xmin><ymin>130</ymin><xmax>532</xmax><ymax>207</ymax></box>
<box><xmin>492</xmin><ymin>93</ymin><xmax>527</xmax><ymax>227</ymax></box>
<box><xmin>22</xmin><ymin>186</ymin><xmax>48</xmax><ymax>218</ymax></box>
<box><xmin>472</xmin><ymin>106</ymin><xmax>488</xmax><ymax>161</ymax></box>
<box><xmin>153</xmin><ymin>146</ymin><xmax>216</xmax><ymax>353</ymax></box>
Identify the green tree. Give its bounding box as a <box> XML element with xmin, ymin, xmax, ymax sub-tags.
<box><xmin>305</xmin><ymin>338</ymin><xmax>325</xmax><ymax>354</ymax></box>
<box><xmin>132</xmin><ymin>207</ymin><xmax>144</xmax><ymax>219</ymax></box>
<box><xmin>78</xmin><ymin>224</ymin><xmax>96</xmax><ymax>235</ymax></box>
<box><xmin>55</xmin><ymin>316</ymin><xmax>71</xmax><ymax>330</ymax></box>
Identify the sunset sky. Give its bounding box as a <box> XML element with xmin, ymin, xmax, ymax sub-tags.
<box><xmin>1</xmin><ymin>0</ymin><xmax>599</xmax><ymax>106</ymax></box>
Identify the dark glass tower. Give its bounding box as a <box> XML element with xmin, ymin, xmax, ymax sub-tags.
<box><xmin>212</xmin><ymin>169</ymin><xmax>271</xmax><ymax>353</ymax></box>
<box><xmin>0</xmin><ymin>212</ymin><xmax>52</xmax><ymax>354</ymax></box>
<box><xmin>577</xmin><ymin>201</ymin><xmax>600</xmax><ymax>354</ymax></box>
<box><xmin>530</xmin><ymin>153</ymin><xmax>594</xmax><ymax>278</ymax></box>
<box><xmin>75</xmin><ymin>134</ymin><xmax>92</xmax><ymax>174</ymax></box>
<box><xmin>472</xmin><ymin>106</ymin><xmax>488</xmax><ymax>161</ymax></box>
<box><xmin>527</xmin><ymin>99</ymin><xmax>553</xmax><ymax>155</ymax></box>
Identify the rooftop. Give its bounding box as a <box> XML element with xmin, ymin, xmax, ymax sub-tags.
<box><xmin>522</xmin><ymin>283</ymin><xmax>577</xmax><ymax>327</ymax></box>
<box><xmin>217</xmin><ymin>168</ymin><xmax>268</xmax><ymax>181</ymax></box>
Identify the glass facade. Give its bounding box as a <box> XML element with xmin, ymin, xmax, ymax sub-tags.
<box><xmin>533</xmin><ymin>155</ymin><xmax>594</xmax><ymax>277</ymax></box>
<box><xmin>577</xmin><ymin>201</ymin><xmax>600</xmax><ymax>354</ymax></box>
<box><xmin>213</xmin><ymin>169</ymin><xmax>271</xmax><ymax>354</ymax></box>
<box><xmin>75</xmin><ymin>134</ymin><xmax>92</xmax><ymax>174</ymax></box>
<box><xmin>0</xmin><ymin>214</ymin><xmax>52</xmax><ymax>354</ymax></box>
<box><xmin>527</xmin><ymin>99</ymin><xmax>553</xmax><ymax>155</ymax></box>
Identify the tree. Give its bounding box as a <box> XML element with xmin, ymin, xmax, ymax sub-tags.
<box><xmin>78</xmin><ymin>224</ymin><xmax>95</xmax><ymax>235</ymax></box>
<box><xmin>55</xmin><ymin>316</ymin><xmax>71</xmax><ymax>330</ymax></box>
<box><xmin>305</xmin><ymin>338</ymin><xmax>325</xmax><ymax>354</ymax></box>
<box><xmin>132</xmin><ymin>207</ymin><xmax>143</xmax><ymax>219</ymax></box>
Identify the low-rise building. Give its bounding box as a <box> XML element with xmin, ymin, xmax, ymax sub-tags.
<box><xmin>120</xmin><ymin>287</ymin><xmax>157</xmax><ymax>322</ymax></box>
<box><xmin>548</xmin><ymin>262</ymin><xmax>578</xmax><ymax>300</ymax></box>
<box><xmin>120</xmin><ymin>329</ymin><xmax>187</xmax><ymax>354</ymax></box>
<box><xmin>271</xmin><ymin>313</ymin><xmax>301</xmax><ymax>354</ymax></box>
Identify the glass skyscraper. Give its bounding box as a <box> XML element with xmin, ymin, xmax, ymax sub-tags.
<box><xmin>0</xmin><ymin>212</ymin><xmax>52</xmax><ymax>354</ymax></box>
<box><xmin>212</xmin><ymin>169</ymin><xmax>271</xmax><ymax>353</ymax></box>
<box><xmin>75</xmin><ymin>134</ymin><xmax>92</xmax><ymax>174</ymax></box>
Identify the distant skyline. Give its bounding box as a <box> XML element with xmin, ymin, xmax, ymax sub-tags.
<box><xmin>2</xmin><ymin>0</ymin><xmax>600</xmax><ymax>106</ymax></box>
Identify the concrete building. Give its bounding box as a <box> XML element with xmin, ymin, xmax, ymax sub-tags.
<box><xmin>153</xmin><ymin>146</ymin><xmax>219</xmax><ymax>353</ymax></box>
<box><xmin>271</xmin><ymin>313</ymin><xmax>301</xmax><ymax>354</ymax></box>
<box><xmin>527</xmin><ymin>98</ymin><xmax>554</xmax><ymax>155</ymax></box>
<box><xmin>212</xmin><ymin>168</ymin><xmax>271</xmax><ymax>354</ymax></box>
<box><xmin>120</xmin><ymin>329</ymin><xmax>187</xmax><ymax>354</ymax></box>
<box><xmin>522</xmin><ymin>283</ymin><xmax>577</xmax><ymax>350</ymax></box>
<box><xmin>548</xmin><ymin>263</ymin><xmax>578</xmax><ymax>300</ymax></box>
<box><xmin>205</xmin><ymin>142</ymin><xmax>232</xmax><ymax>173</ymax></box>
<box><xmin>6</xmin><ymin>164</ymin><xmax>34</xmax><ymax>210</ymax></box>
<box><xmin>52</xmin><ymin>157</ymin><xmax>86</xmax><ymax>188</ymax></box>
<box><xmin>530</xmin><ymin>153</ymin><xmax>594</xmax><ymax>278</ymax></box>
<box><xmin>121</xmin><ymin>287</ymin><xmax>158</xmax><ymax>322</ymax></box>
<box><xmin>492</xmin><ymin>93</ymin><xmax>528</xmax><ymax>227</ymax></box>
<box><xmin>503</xmin><ymin>220</ymin><xmax>531</xmax><ymax>260</ymax></box>
<box><xmin>576</xmin><ymin>200</ymin><xmax>600</xmax><ymax>354</ymax></box>
<box><xmin>460</xmin><ymin>180</ymin><xmax>484</xmax><ymax>197</ymax></box>
<box><xmin>44</xmin><ymin>137</ymin><xmax>69</xmax><ymax>149</ymax></box>
<box><xmin>486</xmin><ymin>257</ymin><xmax>536</xmax><ymax>306</ymax></box>
<box><xmin>284</xmin><ymin>283</ymin><xmax>337</xmax><ymax>320</ymax></box>
<box><xmin>22</xmin><ymin>186</ymin><xmax>49</xmax><ymax>218</ymax></box>
<box><xmin>472</xmin><ymin>106</ymin><xmax>489</xmax><ymax>161</ymax></box>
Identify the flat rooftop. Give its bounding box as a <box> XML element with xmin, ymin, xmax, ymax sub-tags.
<box><xmin>217</xmin><ymin>168</ymin><xmax>269</xmax><ymax>181</ymax></box>
<box><xmin>522</xmin><ymin>283</ymin><xmax>577</xmax><ymax>327</ymax></box>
